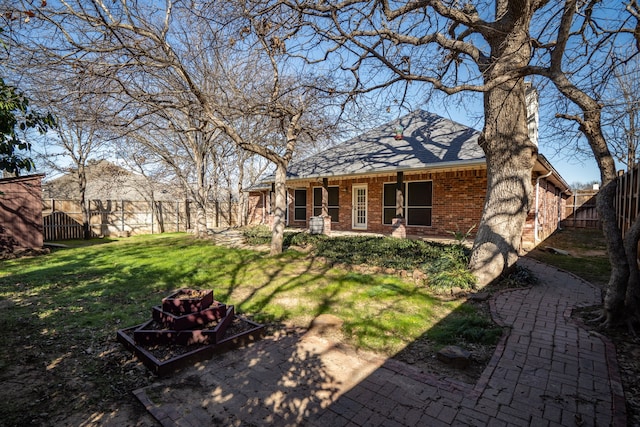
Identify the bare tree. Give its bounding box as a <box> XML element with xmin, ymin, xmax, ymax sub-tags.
<box><xmin>603</xmin><ymin>59</ymin><xmax>640</xmax><ymax>169</ymax></box>
<box><xmin>525</xmin><ymin>0</ymin><xmax>640</xmax><ymax>328</ymax></box>
<box><xmin>288</xmin><ymin>0</ymin><xmax>552</xmax><ymax>286</ymax></box>
<box><xmin>115</xmin><ymin>99</ymin><xmax>224</xmax><ymax>237</ymax></box>
<box><xmin>287</xmin><ymin>0</ymin><xmax>640</xmax><ymax>324</ymax></box>
<box><xmin>4</xmin><ymin>0</ymin><xmax>339</xmax><ymax>253</ymax></box>
<box><xmin>28</xmin><ymin>73</ymin><xmax>112</xmax><ymax>239</ymax></box>
<box><xmin>196</xmin><ymin>3</ymin><xmax>341</xmax><ymax>253</ymax></box>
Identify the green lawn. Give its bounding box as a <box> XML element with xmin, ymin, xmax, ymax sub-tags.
<box><xmin>527</xmin><ymin>228</ymin><xmax>610</xmax><ymax>286</ymax></box>
<box><xmin>0</xmin><ymin>233</ymin><xmax>472</xmax><ymax>357</ymax></box>
<box><xmin>0</xmin><ymin>231</ymin><xmax>561</xmax><ymax>424</ymax></box>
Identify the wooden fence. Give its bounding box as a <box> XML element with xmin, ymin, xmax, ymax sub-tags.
<box><xmin>42</xmin><ymin>199</ymin><xmax>239</xmax><ymax>241</ymax></box>
<box><xmin>616</xmin><ymin>164</ymin><xmax>640</xmax><ymax>237</ymax></box>
<box><xmin>561</xmin><ymin>189</ymin><xmax>599</xmax><ymax>229</ymax></box>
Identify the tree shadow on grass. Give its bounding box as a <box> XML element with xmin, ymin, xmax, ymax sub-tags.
<box><xmin>0</xmin><ymin>236</ymin><xmax>344</xmax><ymax>425</ymax></box>
<box><xmin>0</xmin><ymin>236</ymin><xmax>545</xmax><ymax>426</ymax></box>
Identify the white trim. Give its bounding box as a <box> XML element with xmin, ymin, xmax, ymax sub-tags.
<box><xmin>283</xmin><ymin>160</ymin><xmax>486</xmax><ymax>184</ymax></box>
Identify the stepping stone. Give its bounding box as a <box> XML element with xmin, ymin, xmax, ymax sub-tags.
<box><xmin>436</xmin><ymin>345</ymin><xmax>471</xmax><ymax>369</ymax></box>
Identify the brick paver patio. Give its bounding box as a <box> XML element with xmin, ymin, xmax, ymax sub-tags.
<box><xmin>134</xmin><ymin>257</ymin><xmax>625</xmax><ymax>426</ymax></box>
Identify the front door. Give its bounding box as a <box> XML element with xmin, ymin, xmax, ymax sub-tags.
<box><xmin>352</xmin><ymin>184</ymin><xmax>367</xmax><ymax>229</ymax></box>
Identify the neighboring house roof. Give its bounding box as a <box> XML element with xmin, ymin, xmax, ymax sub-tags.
<box><xmin>287</xmin><ymin>110</ymin><xmax>484</xmax><ymax>181</ymax></box>
<box><xmin>43</xmin><ymin>160</ymin><xmax>178</xmax><ymax>201</ymax></box>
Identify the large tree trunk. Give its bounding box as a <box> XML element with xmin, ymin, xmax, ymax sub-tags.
<box><xmin>193</xmin><ymin>153</ymin><xmax>209</xmax><ymax>237</ymax></box>
<box><xmin>237</xmin><ymin>152</ymin><xmax>246</xmax><ymax>227</ymax></box>
<box><xmin>624</xmin><ymin>214</ymin><xmax>640</xmax><ymax>327</ymax></box>
<box><xmin>78</xmin><ymin>166</ymin><xmax>91</xmax><ymax>240</ymax></box>
<box><xmin>574</xmin><ymin>108</ymin><xmax>627</xmax><ymax>326</ymax></box>
<box><xmin>468</xmin><ymin>2</ymin><xmax>535</xmax><ymax>287</ymax></box>
<box><xmin>599</xmin><ymin>179</ymin><xmax>629</xmax><ymax>326</ymax></box>
<box><xmin>271</xmin><ymin>163</ymin><xmax>287</xmax><ymax>255</ymax></box>
<box><xmin>545</xmin><ymin>52</ymin><xmax>631</xmax><ymax>325</ymax></box>
<box><xmin>469</xmin><ymin>80</ymin><xmax>536</xmax><ymax>287</ymax></box>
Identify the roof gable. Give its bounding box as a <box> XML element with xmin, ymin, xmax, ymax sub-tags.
<box><xmin>287</xmin><ymin>110</ymin><xmax>484</xmax><ymax>180</ymax></box>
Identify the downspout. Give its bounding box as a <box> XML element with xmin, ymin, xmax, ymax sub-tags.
<box><xmin>262</xmin><ymin>191</ymin><xmax>266</xmax><ymax>224</ymax></box>
<box><xmin>535</xmin><ymin>171</ymin><xmax>553</xmax><ymax>243</ymax></box>
<box><xmin>557</xmin><ymin>189</ymin><xmax>561</xmax><ymax>231</ymax></box>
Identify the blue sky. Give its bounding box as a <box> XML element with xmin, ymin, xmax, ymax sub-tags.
<box><xmin>428</xmin><ymin>101</ymin><xmax>604</xmax><ymax>188</ymax></box>
<box><xmin>538</xmin><ymin>150</ymin><xmax>602</xmax><ymax>187</ymax></box>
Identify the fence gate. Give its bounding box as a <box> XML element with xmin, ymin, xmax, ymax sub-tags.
<box><xmin>562</xmin><ymin>190</ymin><xmax>599</xmax><ymax>229</ymax></box>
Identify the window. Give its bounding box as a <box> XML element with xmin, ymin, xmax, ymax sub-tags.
<box><xmin>406</xmin><ymin>181</ymin><xmax>432</xmax><ymax>226</ymax></box>
<box><xmin>293</xmin><ymin>189</ymin><xmax>306</xmax><ymax>221</ymax></box>
<box><xmin>313</xmin><ymin>186</ymin><xmax>339</xmax><ymax>222</ymax></box>
<box><xmin>383</xmin><ymin>181</ymin><xmax>432</xmax><ymax>226</ymax></box>
<box><xmin>383</xmin><ymin>183</ymin><xmax>398</xmax><ymax>225</ymax></box>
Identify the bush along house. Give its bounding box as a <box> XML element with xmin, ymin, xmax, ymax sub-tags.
<box><xmin>247</xmin><ymin>109</ymin><xmax>571</xmax><ymax>251</ymax></box>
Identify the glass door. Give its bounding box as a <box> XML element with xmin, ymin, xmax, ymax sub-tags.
<box><xmin>352</xmin><ymin>185</ymin><xmax>367</xmax><ymax>229</ymax></box>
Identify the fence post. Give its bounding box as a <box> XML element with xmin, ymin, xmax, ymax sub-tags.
<box><xmin>631</xmin><ymin>165</ymin><xmax>640</xmax><ymax>227</ymax></box>
<box><xmin>616</xmin><ymin>174</ymin><xmax>621</xmax><ymax>232</ymax></box>
<box><xmin>573</xmin><ymin>192</ymin><xmax>577</xmax><ymax>227</ymax></box>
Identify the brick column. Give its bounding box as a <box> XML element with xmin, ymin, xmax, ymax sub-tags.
<box><xmin>321</xmin><ymin>178</ymin><xmax>332</xmax><ymax>236</ymax></box>
<box><xmin>322</xmin><ymin>215</ymin><xmax>332</xmax><ymax>236</ymax></box>
<box><xmin>391</xmin><ymin>217</ymin><xmax>406</xmax><ymax>238</ymax></box>
<box><xmin>322</xmin><ymin>178</ymin><xmax>329</xmax><ymax>217</ymax></box>
<box><xmin>392</xmin><ymin>171</ymin><xmax>406</xmax><ymax>238</ymax></box>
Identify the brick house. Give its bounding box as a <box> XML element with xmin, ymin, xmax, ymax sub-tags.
<box><xmin>0</xmin><ymin>174</ymin><xmax>45</xmax><ymax>252</ymax></box>
<box><xmin>247</xmin><ymin>110</ymin><xmax>571</xmax><ymax>250</ymax></box>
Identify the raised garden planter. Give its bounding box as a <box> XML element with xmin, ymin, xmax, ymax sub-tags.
<box><xmin>152</xmin><ymin>301</ymin><xmax>227</xmax><ymax>330</ymax></box>
<box><xmin>161</xmin><ymin>288</ymin><xmax>214</xmax><ymax>315</ymax></box>
<box><xmin>117</xmin><ymin>288</ymin><xmax>264</xmax><ymax>376</ymax></box>
<box><xmin>135</xmin><ymin>306</ymin><xmax>235</xmax><ymax>346</ymax></box>
<box><xmin>117</xmin><ymin>315</ymin><xmax>264</xmax><ymax>376</ymax></box>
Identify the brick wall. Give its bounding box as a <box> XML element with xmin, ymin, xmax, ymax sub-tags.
<box><xmin>246</xmin><ymin>190</ymin><xmax>267</xmax><ymax>226</ymax></box>
<box><xmin>249</xmin><ymin>168</ymin><xmax>569</xmax><ymax>250</ymax></box>
<box><xmin>248</xmin><ymin>167</ymin><xmax>487</xmax><ymax>238</ymax></box>
<box><xmin>521</xmin><ymin>175</ymin><xmax>569</xmax><ymax>250</ymax></box>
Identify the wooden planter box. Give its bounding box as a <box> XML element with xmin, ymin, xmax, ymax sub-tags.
<box><xmin>117</xmin><ymin>288</ymin><xmax>265</xmax><ymax>376</ymax></box>
<box><xmin>161</xmin><ymin>288</ymin><xmax>214</xmax><ymax>315</ymax></box>
<box><xmin>135</xmin><ymin>306</ymin><xmax>235</xmax><ymax>346</ymax></box>
<box><xmin>117</xmin><ymin>312</ymin><xmax>264</xmax><ymax>376</ymax></box>
<box><xmin>151</xmin><ymin>302</ymin><xmax>227</xmax><ymax>330</ymax></box>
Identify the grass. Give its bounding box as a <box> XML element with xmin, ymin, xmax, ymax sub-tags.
<box><xmin>0</xmin><ymin>233</ymin><xmax>476</xmax><ymax>356</ymax></box>
<box><xmin>526</xmin><ymin>228</ymin><xmax>610</xmax><ymax>286</ymax></box>
<box><xmin>0</xmin><ymin>228</ymin><xmax>611</xmax><ymax>424</ymax></box>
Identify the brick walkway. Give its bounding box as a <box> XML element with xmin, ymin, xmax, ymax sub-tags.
<box><xmin>134</xmin><ymin>257</ymin><xmax>626</xmax><ymax>426</ymax></box>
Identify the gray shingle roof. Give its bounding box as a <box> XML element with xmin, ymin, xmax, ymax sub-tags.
<box><xmin>286</xmin><ymin>110</ymin><xmax>484</xmax><ymax>181</ymax></box>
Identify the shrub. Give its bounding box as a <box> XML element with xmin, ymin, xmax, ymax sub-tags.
<box><xmin>426</xmin><ymin>311</ymin><xmax>503</xmax><ymax>345</ymax></box>
<box><xmin>285</xmin><ymin>231</ymin><xmax>325</xmax><ymax>247</ymax></box>
<box><xmin>241</xmin><ymin>229</ymin><xmax>476</xmax><ymax>293</ymax></box>
<box><xmin>424</xmin><ymin>247</ymin><xmax>476</xmax><ymax>292</ymax></box>
<box><xmin>313</xmin><ymin>236</ymin><xmax>445</xmax><ymax>270</ymax></box>
<box><xmin>241</xmin><ymin>226</ymin><xmax>325</xmax><ymax>247</ymax></box>
<box><xmin>242</xmin><ymin>225</ymin><xmax>271</xmax><ymax>245</ymax></box>
<box><xmin>494</xmin><ymin>265</ymin><xmax>538</xmax><ymax>288</ymax></box>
